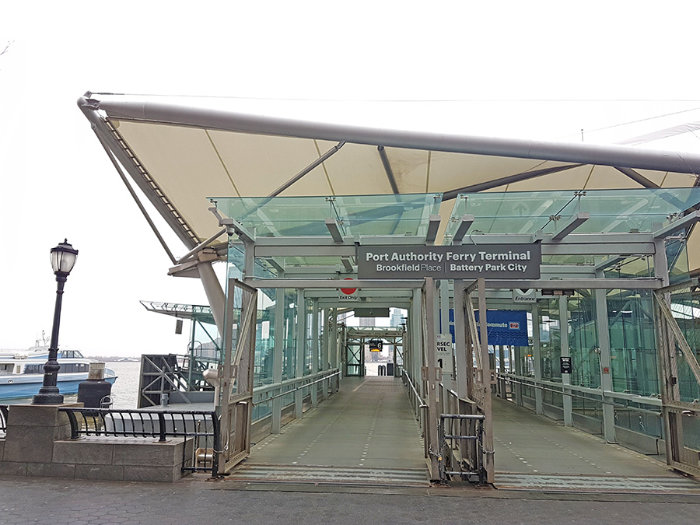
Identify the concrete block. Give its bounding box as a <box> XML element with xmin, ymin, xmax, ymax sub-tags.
<box><xmin>6</xmin><ymin>405</ymin><xmax>59</xmax><ymax>427</ymax></box>
<box><xmin>3</xmin><ymin>426</ymin><xmax>55</xmax><ymax>463</ymax></box>
<box><xmin>27</xmin><ymin>462</ymin><xmax>76</xmax><ymax>479</ymax></box>
<box><xmin>113</xmin><ymin>439</ymin><xmax>183</xmax><ymax>467</ymax></box>
<box><xmin>75</xmin><ymin>464</ymin><xmax>125</xmax><ymax>481</ymax></box>
<box><xmin>53</xmin><ymin>440</ymin><xmax>114</xmax><ymax>465</ymax></box>
<box><xmin>122</xmin><ymin>464</ymin><xmax>182</xmax><ymax>483</ymax></box>
<box><xmin>0</xmin><ymin>461</ymin><xmax>28</xmax><ymax>476</ymax></box>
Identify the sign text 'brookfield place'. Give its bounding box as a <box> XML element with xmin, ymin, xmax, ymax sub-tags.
<box><xmin>357</xmin><ymin>244</ymin><xmax>541</xmax><ymax>279</ymax></box>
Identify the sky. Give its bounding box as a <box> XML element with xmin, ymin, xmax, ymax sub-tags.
<box><xmin>1</xmin><ymin>1</ymin><xmax>700</xmax><ymax>356</ymax></box>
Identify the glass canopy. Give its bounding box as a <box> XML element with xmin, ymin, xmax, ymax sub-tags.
<box><xmin>211</xmin><ymin>193</ymin><xmax>443</xmax><ymax>238</ymax></box>
<box><xmin>443</xmin><ymin>187</ymin><xmax>700</xmax><ymax>239</ymax></box>
<box><xmin>214</xmin><ymin>189</ymin><xmax>700</xmax><ymax>278</ymax></box>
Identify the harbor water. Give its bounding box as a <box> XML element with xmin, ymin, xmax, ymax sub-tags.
<box><xmin>3</xmin><ymin>360</ymin><xmax>141</xmax><ymax>408</ymax></box>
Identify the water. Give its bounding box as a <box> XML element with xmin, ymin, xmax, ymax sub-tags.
<box><xmin>104</xmin><ymin>361</ymin><xmax>141</xmax><ymax>408</ymax></box>
<box><xmin>3</xmin><ymin>360</ymin><xmax>142</xmax><ymax>408</ymax></box>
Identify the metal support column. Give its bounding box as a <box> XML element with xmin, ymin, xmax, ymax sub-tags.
<box><xmin>453</xmin><ymin>280</ymin><xmax>469</xmax><ymax>398</ymax></box>
<box><xmin>477</xmin><ymin>278</ymin><xmax>494</xmax><ymax>483</ymax></box>
<box><xmin>271</xmin><ymin>287</ymin><xmax>285</xmax><ymax>433</ymax></box>
<box><xmin>532</xmin><ymin>303</ymin><xmax>544</xmax><ymax>415</ymax></box>
<box><xmin>423</xmin><ymin>278</ymin><xmax>441</xmax><ymax>480</ymax></box>
<box><xmin>513</xmin><ymin>343</ymin><xmax>523</xmax><ymax>406</ymax></box>
<box><xmin>595</xmin><ymin>271</ymin><xmax>616</xmax><ymax>442</ymax></box>
<box><xmin>331</xmin><ymin>308</ymin><xmax>339</xmax><ymax>389</ymax></box>
<box><xmin>411</xmin><ymin>288</ymin><xmax>423</xmax><ymax>398</ymax></box>
<box><xmin>197</xmin><ymin>260</ymin><xmax>226</xmax><ymax>337</ymax></box>
<box><xmin>559</xmin><ymin>295</ymin><xmax>573</xmax><ymax>426</ymax></box>
<box><xmin>311</xmin><ymin>299</ymin><xmax>319</xmax><ymax>406</ymax></box>
<box><xmin>653</xmin><ymin>237</ymin><xmax>681</xmax><ymax>466</ymax></box>
<box><xmin>295</xmin><ymin>289</ymin><xmax>306</xmax><ymax>420</ymax></box>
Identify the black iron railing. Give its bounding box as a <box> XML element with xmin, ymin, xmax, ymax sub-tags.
<box><xmin>59</xmin><ymin>407</ymin><xmax>220</xmax><ymax>476</ymax></box>
<box><xmin>0</xmin><ymin>405</ymin><xmax>8</xmax><ymax>436</ymax></box>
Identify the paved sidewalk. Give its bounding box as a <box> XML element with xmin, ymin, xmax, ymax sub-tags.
<box><xmin>2</xmin><ymin>475</ymin><xmax>699</xmax><ymax>525</ymax></box>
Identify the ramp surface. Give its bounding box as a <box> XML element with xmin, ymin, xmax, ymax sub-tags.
<box><xmin>232</xmin><ymin>377</ymin><xmax>428</xmax><ymax>486</ymax></box>
<box><xmin>492</xmin><ymin>397</ymin><xmax>699</xmax><ymax>493</ymax></box>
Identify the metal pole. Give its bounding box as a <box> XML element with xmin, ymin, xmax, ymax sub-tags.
<box><xmin>595</xmin><ymin>271</ymin><xmax>616</xmax><ymax>442</ymax></box>
<box><xmin>477</xmin><ymin>278</ymin><xmax>494</xmax><ymax>484</ymax></box>
<box><xmin>271</xmin><ymin>287</ymin><xmax>285</xmax><ymax>433</ymax></box>
<box><xmin>532</xmin><ymin>303</ymin><xmax>544</xmax><ymax>415</ymax></box>
<box><xmin>423</xmin><ymin>278</ymin><xmax>441</xmax><ymax>480</ymax></box>
<box><xmin>311</xmin><ymin>299</ymin><xmax>319</xmax><ymax>406</ymax></box>
<box><xmin>453</xmin><ymin>280</ymin><xmax>469</xmax><ymax>398</ymax></box>
<box><xmin>560</xmin><ymin>295</ymin><xmax>573</xmax><ymax>426</ymax></box>
<box><xmin>294</xmin><ymin>290</ymin><xmax>306</xmax><ymax>419</ymax></box>
<box><xmin>33</xmin><ymin>274</ymin><xmax>67</xmax><ymax>404</ymax></box>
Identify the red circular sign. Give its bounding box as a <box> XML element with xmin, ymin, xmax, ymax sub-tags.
<box><xmin>340</xmin><ymin>277</ymin><xmax>357</xmax><ymax>295</ymax></box>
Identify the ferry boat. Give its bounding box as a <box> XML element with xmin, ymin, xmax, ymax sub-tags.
<box><xmin>0</xmin><ymin>345</ymin><xmax>117</xmax><ymax>401</ymax></box>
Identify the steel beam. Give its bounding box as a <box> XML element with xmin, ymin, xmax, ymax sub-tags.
<box><xmin>268</xmin><ymin>141</ymin><xmax>345</xmax><ymax>197</ymax></box>
<box><xmin>452</xmin><ymin>215</ymin><xmax>475</xmax><ymax>244</ymax></box>
<box><xmin>425</xmin><ymin>215</ymin><xmax>441</xmax><ymax>244</ymax></box>
<box><xmin>325</xmin><ymin>218</ymin><xmax>344</xmax><ymax>243</ymax></box>
<box><xmin>486</xmin><ymin>278</ymin><xmax>661</xmax><ymax>290</ymax></box>
<box><xmin>653</xmin><ymin>210</ymin><xmax>700</xmax><ymax>239</ymax></box>
<box><xmin>377</xmin><ymin>145</ymin><xmax>400</xmax><ymax>194</ymax></box>
<box><xmin>94</xmin><ymin>96</ymin><xmax>700</xmax><ymax>174</ymax></box>
<box><xmin>552</xmin><ymin>212</ymin><xmax>590</xmax><ymax>241</ymax></box>
<box><xmin>616</xmin><ymin>167</ymin><xmax>660</xmax><ymax>189</ymax></box>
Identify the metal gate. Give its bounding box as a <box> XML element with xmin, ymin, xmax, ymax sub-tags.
<box><xmin>218</xmin><ymin>278</ymin><xmax>258</xmax><ymax>474</ymax></box>
<box><xmin>654</xmin><ymin>281</ymin><xmax>700</xmax><ymax>478</ymax></box>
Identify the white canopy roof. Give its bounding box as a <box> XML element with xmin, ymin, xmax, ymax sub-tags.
<box><xmin>79</xmin><ymin>93</ymin><xmax>700</xmax><ymax>270</ymax></box>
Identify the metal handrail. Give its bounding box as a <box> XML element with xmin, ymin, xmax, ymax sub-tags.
<box><xmin>498</xmin><ymin>373</ymin><xmax>664</xmax><ymax>410</ymax></box>
<box><xmin>256</xmin><ymin>370</ymin><xmax>341</xmax><ymax>403</ymax></box>
<box><xmin>402</xmin><ymin>369</ymin><xmax>427</xmax><ymax>408</ymax></box>
<box><xmin>59</xmin><ymin>407</ymin><xmax>220</xmax><ymax>476</ymax></box>
<box><xmin>253</xmin><ymin>368</ymin><xmax>340</xmax><ymax>399</ymax></box>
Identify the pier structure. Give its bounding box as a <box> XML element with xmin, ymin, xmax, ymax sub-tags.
<box><xmin>2</xmin><ymin>94</ymin><xmax>699</xmax><ymax>493</ymax></box>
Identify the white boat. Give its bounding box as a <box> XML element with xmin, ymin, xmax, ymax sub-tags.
<box><xmin>0</xmin><ymin>345</ymin><xmax>117</xmax><ymax>401</ymax></box>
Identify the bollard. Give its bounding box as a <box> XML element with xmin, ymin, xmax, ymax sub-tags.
<box><xmin>77</xmin><ymin>362</ymin><xmax>113</xmax><ymax>409</ymax></box>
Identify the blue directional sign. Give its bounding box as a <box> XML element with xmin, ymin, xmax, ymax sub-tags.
<box><xmin>447</xmin><ymin>309</ymin><xmax>528</xmax><ymax>346</ymax></box>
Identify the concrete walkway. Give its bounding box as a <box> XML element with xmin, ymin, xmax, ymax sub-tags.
<box><xmin>1</xmin><ymin>474</ymin><xmax>699</xmax><ymax>525</ymax></box>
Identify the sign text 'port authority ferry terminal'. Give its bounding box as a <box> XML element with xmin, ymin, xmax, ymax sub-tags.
<box><xmin>357</xmin><ymin>244</ymin><xmax>541</xmax><ymax>279</ymax></box>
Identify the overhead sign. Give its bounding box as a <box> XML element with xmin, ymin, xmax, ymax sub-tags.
<box><xmin>353</xmin><ymin>307</ymin><xmax>390</xmax><ymax>318</ymax></box>
<box><xmin>474</xmin><ymin>310</ymin><xmax>529</xmax><ymax>346</ymax></box>
<box><xmin>357</xmin><ymin>244</ymin><xmax>541</xmax><ymax>279</ymax></box>
<box><xmin>512</xmin><ymin>289</ymin><xmax>537</xmax><ymax>303</ymax></box>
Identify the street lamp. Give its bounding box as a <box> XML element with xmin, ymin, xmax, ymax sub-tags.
<box><xmin>33</xmin><ymin>239</ymin><xmax>78</xmax><ymax>405</ymax></box>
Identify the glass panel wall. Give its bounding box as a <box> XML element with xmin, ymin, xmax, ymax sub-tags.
<box><xmin>568</xmin><ymin>292</ymin><xmax>600</xmax><ymax>389</ymax></box>
<box><xmin>607</xmin><ymin>290</ymin><xmax>658</xmax><ymax>396</ymax></box>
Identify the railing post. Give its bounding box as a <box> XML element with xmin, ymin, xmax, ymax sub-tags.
<box><xmin>211</xmin><ymin>412</ymin><xmax>221</xmax><ymax>477</ymax></box>
<box><xmin>158</xmin><ymin>412</ymin><xmax>167</xmax><ymax>442</ymax></box>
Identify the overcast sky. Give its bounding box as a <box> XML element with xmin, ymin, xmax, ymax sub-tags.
<box><xmin>1</xmin><ymin>1</ymin><xmax>699</xmax><ymax>356</ymax></box>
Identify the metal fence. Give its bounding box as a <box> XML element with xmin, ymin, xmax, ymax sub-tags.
<box><xmin>59</xmin><ymin>407</ymin><xmax>220</xmax><ymax>476</ymax></box>
<box><xmin>0</xmin><ymin>405</ymin><xmax>8</xmax><ymax>437</ymax></box>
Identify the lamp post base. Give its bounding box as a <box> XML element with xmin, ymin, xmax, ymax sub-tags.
<box><xmin>32</xmin><ymin>387</ymin><xmax>64</xmax><ymax>405</ymax></box>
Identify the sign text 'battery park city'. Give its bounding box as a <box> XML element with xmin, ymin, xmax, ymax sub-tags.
<box><xmin>357</xmin><ymin>244</ymin><xmax>541</xmax><ymax>279</ymax></box>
